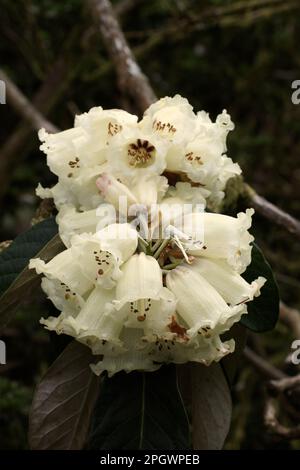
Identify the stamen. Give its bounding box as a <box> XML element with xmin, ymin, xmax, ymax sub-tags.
<box><xmin>131</xmin><ymin>298</ymin><xmax>152</xmax><ymax>321</ymax></box>
<box><xmin>185</xmin><ymin>151</ymin><xmax>203</xmax><ymax>166</ymax></box>
<box><xmin>108</xmin><ymin>121</ymin><xmax>122</xmax><ymax>136</ymax></box>
<box><xmin>127</xmin><ymin>139</ymin><xmax>156</xmax><ymax>168</ymax></box>
<box><xmin>93</xmin><ymin>250</ymin><xmax>114</xmax><ymax>278</ymax></box>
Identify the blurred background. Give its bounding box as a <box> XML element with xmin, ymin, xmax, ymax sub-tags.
<box><xmin>0</xmin><ymin>0</ymin><xmax>300</xmax><ymax>449</ymax></box>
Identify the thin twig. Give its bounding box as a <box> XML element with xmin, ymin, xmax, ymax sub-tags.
<box><xmin>0</xmin><ymin>55</ymin><xmax>69</xmax><ymax>201</ymax></box>
<box><xmin>88</xmin><ymin>0</ymin><xmax>156</xmax><ymax>113</ymax></box>
<box><xmin>0</xmin><ymin>69</ymin><xmax>58</xmax><ymax>133</ymax></box>
<box><xmin>264</xmin><ymin>397</ymin><xmax>300</xmax><ymax>439</ymax></box>
<box><xmin>244</xmin><ymin>184</ymin><xmax>300</xmax><ymax>239</ymax></box>
<box><xmin>243</xmin><ymin>346</ymin><xmax>286</xmax><ymax>381</ymax></box>
<box><xmin>269</xmin><ymin>375</ymin><xmax>300</xmax><ymax>394</ymax></box>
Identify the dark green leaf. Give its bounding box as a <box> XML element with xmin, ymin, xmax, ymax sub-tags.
<box><xmin>240</xmin><ymin>243</ymin><xmax>279</xmax><ymax>332</ymax></box>
<box><xmin>221</xmin><ymin>323</ymin><xmax>248</xmax><ymax>386</ymax></box>
<box><xmin>88</xmin><ymin>365</ymin><xmax>190</xmax><ymax>450</ymax></box>
<box><xmin>191</xmin><ymin>363</ymin><xmax>232</xmax><ymax>449</ymax></box>
<box><xmin>0</xmin><ymin>218</ymin><xmax>65</xmax><ymax>328</ymax></box>
<box><xmin>0</xmin><ymin>217</ymin><xmax>58</xmax><ymax>295</ymax></box>
<box><xmin>29</xmin><ymin>341</ymin><xmax>100</xmax><ymax>450</ymax></box>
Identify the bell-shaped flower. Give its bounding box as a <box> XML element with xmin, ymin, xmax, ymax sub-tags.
<box><xmin>36</xmin><ymin>164</ymin><xmax>105</xmax><ymax>212</ymax></box>
<box><xmin>39</xmin><ymin>127</ymin><xmax>88</xmax><ymax>177</ymax></box>
<box><xmin>39</xmin><ymin>277</ymin><xmax>85</xmax><ymax>333</ymax></box>
<box><xmin>140</xmin><ymin>332</ymin><xmax>235</xmax><ymax>368</ymax></box>
<box><xmin>106</xmin><ymin>126</ymin><xmax>167</xmax><ymax>177</ymax></box>
<box><xmin>141</xmin><ymin>94</ymin><xmax>196</xmax><ymax>145</ymax></box>
<box><xmin>154</xmin><ymin>103</ymin><xmax>240</xmax><ymax>209</ymax></box>
<box><xmin>166</xmin><ymin>264</ymin><xmax>247</xmax><ymax>339</ymax></box>
<box><xmin>190</xmin><ymin>258</ymin><xmax>265</xmax><ymax>306</ymax></box>
<box><xmin>180</xmin><ymin>135</ymin><xmax>240</xmax><ymax>189</ymax></box>
<box><xmin>60</xmin><ymin>286</ymin><xmax>127</xmax><ymax>355</ymax></box>
<box><xmin>70</xmin><ymin>223</ymin><xmax>138</xmax><ymax>289</ymax></box>
<box><xmin>114</xmin><ymin>253</ymin><xmax>176</xmax><ymax>330</ymax></box>
<box><xmin>180</xmin><ymin>209</ymin><xmax>255</xmax><ymax>273</ymax></box>
<box><xmin>39</xmin><ymin>282</ymin><xmax>125</xmax><ymax>356</ymax></box>
<box><xmin>91</xmin><ymin>329</ymin><xmax>161</xmax><ymax>377</ymax></box>
<box><xmin>65</xmin><ymin>165</ymin><xmax>106</xmax><ymax>210</ymax></box>
<box><xmin>41</xmin><ymin>277</ymin><xmax>84</xmax><ymax>316</ymax></box>
<box><xmin>91</xmin><ymin>326</ymin><xmax>234</xmax><ymax>377</ymax></box>
<box><xmin>30</xmin><ymin>223</ymin><xmax>138</xmax><ymax>292</ymax></box>
<box><xmin>75</xmin><ymin>106</ymin><xmax>138</xmax><ymax>151</ymax></box>
<box><xmin>29</xmin><ymin>249</ymin><xmax>92</xmax><ymax>296</ymax></box>
<box><xmin>56</xmin><ymin>205</ymin><xmax>111</xmax><ymax>248</ymax></box>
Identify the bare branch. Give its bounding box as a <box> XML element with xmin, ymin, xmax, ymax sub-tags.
<box><xmin>264</xmin><ymin>398</ymin><xmax>300</xmax><ymax>439</ymax></box>
<box><xmin>0</xmin><ymin>55</ymin><xmax>69</xmax><ymax>201</ymax></box>
<box><xmin>0</xmin><ymin>69</ymin><xmax>58</xmax><ymax>133</ymax></box>
<box><xmin>269</xmin><ymin>375</ymin><xmax>300</xmax><ymax>394</ymax></box>
<box><xmin>244</xmin><ymin>184</ymin><xmax>300</xmax><ymax>239</ymax></box>
<box><xmin>88</xmin><ymin>0</ymin><xmax>156</xmax><ymax>113</ymax></box>
<box><xmin>243</xmin><ymin>346</ymin><xmax>286</xmax><ymax>381</ymax></box>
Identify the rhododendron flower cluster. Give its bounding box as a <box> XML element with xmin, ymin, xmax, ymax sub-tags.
<box><xmin>30</xmin><ymin>95</ymin><xmax>265</xmax><ymax>376</ymax></box>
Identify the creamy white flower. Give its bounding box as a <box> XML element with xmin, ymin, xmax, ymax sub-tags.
<box><xmin>200</xmin><ymin>156</ymin><xmax>241</xmax><ymax>210</ymax></box>
<box><xmin>61</xmin><ymin>286</ymin><xmax>126</xmax><ymax>355</ymax></box>
<box><xmin>91</xmin><ymin>327</ymin><xmax>234</xmax><ymax>376</ymax></box>
<box><xmin>29</xmin><ymin>249</ymin><xmax>92</xmax><ymax>296</ymax></box>
<box><xmin>166</xmin><ymin>264</ymin><xmax>247</xmax><ymax>339</ymax></box>
<box><xmin>144</xmin><ymin>101</ymin><xmax>241</xmax><ymax>209</ymax></box>
<box><xmin>41</xmin><ymin>277</ymin><xmax>85</xmax><ymax>318</ymax></box>
<box><xmin>180</xmin><ymin>208</ymin><xmax>255</xmax><ymax>273</ymax></box>
<box><xmin>70</xmin><ymin>223</ymin><xmax>138</xmax><ymax>289</ymax></box>
<box><xmin>30</xmin><ymin>223</ymin><xmax>138</xmax><ymax>293</ymax></box>
<box><xmin>65</xmin><ymin>165</ymin><xmax>105</xmax><ymax>210</ymax></box>
<box><xmin>39</xmin><ymin>277</ymin><xmax>85</xmax><ymax>333</ymax></box>
<box><xmin>75</xmin><ymin>106</ymin><xmax>138</xmax><ymax>148</ymax></box>
<box><xmin>140</xmin><ymin>333</ymin><xmax>235</xmax><ymax>367</ymax></box>
<box><xmin>56</xmin><ymin>205</ymin><xmax>106</xmax><ymax>248</ymax></box>
<box><xmin>177</xmin><ymin>123</ymin><xmax>241</xmax><ymax>210</ymax></box>
<box><xmin>36</xmin><ymin>164</ymin><xmax>105</xmax><ymax>211</ymax></box>
<box><xmin>40</xmin><ymin>108</ymin><xmax>137</xmax><ymax>181</ymax></box>
<box><xmin>91</xmin><ymin>329</ymin><xmax>161</xmax><ymax>377</ymax></box>
<box><xmin>39</xmin><ymin>127</ymin><xmax>99</xmax><ymax>179</ymax></box>
<box><xmin>141</xmin><ymin>94</ymin><xmax>196</xmax><ymax>144</ymax></box>
<box><xmin>106</xmin><ymin>126</ymin><xmax>167</xmax><ymax>177</ymax></box>
<box><xmin>40</xmin><ymin>282</ymin><xmax>125</xmax><ymax>355</ymax></box>
<box><xmin>114</xmin><ymin>253</ymin><xmax>176</xmax><ymax>332</ymax></box>
<box><xmin>189</xmin><ymin>258</ymin><xmax>265</xmax><ymax>305</ymax></box>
